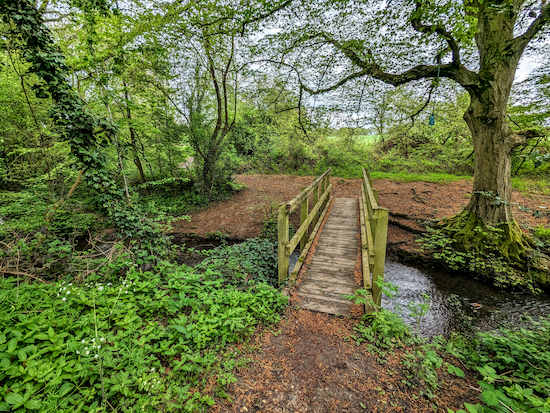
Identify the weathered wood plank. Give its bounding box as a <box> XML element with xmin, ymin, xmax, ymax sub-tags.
<box><xmin>309</xmin><ymin>258</ymin><xmax>357</xmax><ymax>268</ymax></box>
<box><xmin>305</xmin><ymin>263</ymin><xmax>355</xmax><ymax>273</ymax></box>
<box><xmin>302</xmin><ymin>273</ymin><xmax>356</xmax><ymax>286</ymax></box>
<box><xmin>298</xmin><ymin>299</ymin><xmax>352</xmax><ymax>316</ymax></box>
<box><xmin>288</xmin><ymin>196</ymin><xmax>333</xmax><ymax>281</ymax></box>
<box><xmin>313</xmin><ymin>249</ymin><xmax>357</xmax><ymax>258</ymax></box>
<box><xmin>322</xmin><ymin>224</ymin><xmax>358</xmax><ymax>231</ymax></box>
<box><xmin>297</xmin><ymin>291</ymin><xmax>352</xmax><ymax>306</ymax></box>
<box><xmin>299</xmin><ymin>280</ymin><xmax>355</xmax><ymax>295</ymax></box>
<box><xmin>294</xmin><ymin>197</ymin><xmax>361</xmax><ymax>316</ymax></box>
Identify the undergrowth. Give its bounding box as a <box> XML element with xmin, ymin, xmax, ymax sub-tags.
<box><xmin>350</xmin><ymin>284</ymin><xmax>550</xmax><ymax>412</ymax></box>
<box><xmin>0</xmin><ymin>241</ymin><xmax>287</xmax><ymax>412</ymax></box>
<box><xmin>447</xmin><ymin>317</ymin><xmax>550</xmax><ymax>413</ymax></box>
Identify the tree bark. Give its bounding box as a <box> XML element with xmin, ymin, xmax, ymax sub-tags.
<box><xmin>462</xmin><ymin>3</ymin><xmax>524</xmax><ymax>227</ymax></box>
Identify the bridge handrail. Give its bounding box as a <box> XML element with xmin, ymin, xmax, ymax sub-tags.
<box><xmin>278</xmin><ymin>168</ymin><xmax>332</xmax><ymax>284</ymax></box>
<box><xmin>360</xmin><ymin>167</ymin><xmax>389</xmax><ymax>311</ymax></box>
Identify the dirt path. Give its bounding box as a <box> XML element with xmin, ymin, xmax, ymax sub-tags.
<box><xmin>211</xmin><ymin>310</ymin><xmax>479</xmax><ymax>413</ymax></box>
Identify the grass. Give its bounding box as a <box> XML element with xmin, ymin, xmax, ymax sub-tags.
<box><xmin>512</xmin><ymin>176</ymin><xmax>550</xmax><ymax>195</ymax></box>
<box><xmin>369</xmin><ymin>172</ymin><xmax>472</xmax><ymax>184</ymax></box>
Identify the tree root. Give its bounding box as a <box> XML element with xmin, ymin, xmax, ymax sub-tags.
<box><xmin>437</xmin><ymin>210</ymin><xmax>534</xmax><ymax>265</ymax></box>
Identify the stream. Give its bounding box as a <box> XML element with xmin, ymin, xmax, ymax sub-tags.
<box><xmin>384</xmin><ymin>260</ymin><xmax>550</xmax><ymax>337</ymax></box>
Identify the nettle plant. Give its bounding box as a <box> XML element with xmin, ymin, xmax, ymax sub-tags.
<box><xmin>0</xmin><ymin>258</ymin><xmax>287</xmax><ymax>412</ymax></box>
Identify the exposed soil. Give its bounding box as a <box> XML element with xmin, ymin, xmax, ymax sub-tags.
<box><xmin>171</xmin><ymin>174</ymin><xmax>549</xmax><ymax>413</ymax></box>
<box><xmin>173</xmin><ymin>174</ymin><xmax>550</xmax><ymax>259</ymax></box>
<box><xmin>211</xmin><ymin>310</ymin><xmax>480</xmax><ymax>413</ymax></box>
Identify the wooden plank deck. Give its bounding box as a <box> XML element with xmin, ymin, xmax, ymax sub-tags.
<box><xmin>296</xmin><ymin>198</ymin><xmax>359</xmax><ymax>316</ymax></box>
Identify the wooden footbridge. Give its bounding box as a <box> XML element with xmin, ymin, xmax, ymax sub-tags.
<box><xmin>278</xmin><ymin>168</ymin><xmax>389</xmax><ymax>315</ymax></box>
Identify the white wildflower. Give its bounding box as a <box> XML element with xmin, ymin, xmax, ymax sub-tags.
<box><xmin>86</xmin><ymin>351</ymin><xmax>90</xmax><ymax>355</ymax></box>
<box><xmin>81</xmin><ymin>339</ymin><xmax>86</xmax><ymax>344</ymax></box>
<box><xmin>76</xmin><ymin>350</ymin><xmax>80</xmax><ymax>354</ymax></box>
<box><xmin>62</xmin><ymin>297</ymin><xmax>66</xmax><ymax>302</ymax></box>
<box><xmin>100</xmin><ymin>337</ymin><xmax>105</xmax><ymax>342</ymax></box>
<box><xmin>94</xmin><ymin>354</ymin><xmax>98</xmax><ymax>359</ymax></box>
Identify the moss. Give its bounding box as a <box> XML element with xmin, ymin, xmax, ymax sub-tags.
<box><xmin>420</xmin><ymin>210</ymin><xmax>548</xmax><ymax>292</ymax></box>
<box><xmin>440</xmin><ymin>210</ymin><xmax>534</xmax><ymax>265</ymax></box>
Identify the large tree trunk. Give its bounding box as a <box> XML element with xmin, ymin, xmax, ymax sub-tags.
<box><xmin>464</xmin><ymin>91</ymin><xmax>522</xmax><ymax>226</ymax></box>
<box><xmin>462</xmin><ymin>4</ymin><xmax>524</xmax><ymax>227</ymax></box>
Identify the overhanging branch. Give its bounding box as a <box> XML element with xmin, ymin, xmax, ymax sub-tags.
<box><xmin>514</xmin><ymin>2</ymin><xmax>550</xmax><ymax>53</ymax></box>
<box><xmin>304</xmin><ymin>34</ymin><xmax>479</xmax><ymax>94</ymax></box>
<box><xmin>410</xmin><ymin>0</ymin><xmax>461</xmax><ymax>64</ymax></box>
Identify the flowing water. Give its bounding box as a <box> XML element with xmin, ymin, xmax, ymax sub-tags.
<box><xmin>383</xmin><ymin>260</ymin><xmax>550</xmax><ymax>337</ymax></box>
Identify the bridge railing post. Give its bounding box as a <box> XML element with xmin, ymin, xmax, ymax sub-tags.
<box><xmin>372</xmin><ymin>208</ymin><xmax>389</xmax><ymax>307</ymax></box>
<box><xmin>312</xmin><ymin>185</ymin><xmax>320</xmax><ymax>228</ymax></box>
<box><xmin>300</xmin><ymin>192</ymin><xmax>308</xmax><ymax>252</ymax></box>
<box><xmin>278</xmin><ymin>203</ymin><xmax>289</xmax><ymax>285</ymax></box>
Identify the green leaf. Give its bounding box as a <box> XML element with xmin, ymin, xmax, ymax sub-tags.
<box><xmin>7</xmin><ymin>338</ymin><xmax>18</xmax><ymax>353</ymax></box>
<box><xmin>24</xmin><ymin>399</ymin><xmax>42</xmax><ymax>410</ymax></box>
<box><xmin>463</xmin><ymin>403</ymin><xmax>479</xmax><ymax>413</ymax></box>
<box><xmin>447</xmin><ymin>364</ymin><xmax>466</xmax><ymax>377</ymax></box>
<box><xmin>5</xmin><ymin>393</ymin><xmax>23</xmax><ymax>405</ymax></box>
<box><xmin>481</xmin><ymin>390</ymin><xmax>500</xmax><ymax>406</ymax></box>
<box><xmin>59</xmin><ymin>382</ymin><xmax>73</xmax><ymax>397</ymax></box>
<box><xmin>0</xmin><ymin>402</ymin><xmax>9</xmax><ymax>412</ymax></box>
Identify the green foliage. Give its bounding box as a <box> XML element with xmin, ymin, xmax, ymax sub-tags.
<box><xmin>355</xmin><ymin>309</ymin><xmax>414</xmax><ymax>352</ymax></box>
<box><xmin>370</xmin><ymin>171</ymin><xmax>471</xmax><ymax>184</ymax></box>
<box><xmin>417</xmin><ymin>225</ymin><xmax>543</xmax><ymax>292</ymax></box>
<box><xmin>449</xmin><ymin>317</ymin><xmax>550</xmax><ymax>413</ymax></box>
<box><xmin>0</xmin><ymin>190</ymin><xmax>102</xmax><ymax>239</ymax></box>
<box><xmin>535</xmin><ymin>225</ymin><xmax>550</xmax><ymax>245</ymax></box>
<box><xmin>196</xmin><ymin>238</ymin><xmax>278</xmax><ymax>286</ymax></box>
<box><xmin>512</xmin><ymin>176</ymin><xmax>550</xmax><ymax>195</ymax></box>
<box><xmin>0</xmin><ymin>255</ymin><xmax>287</xmax><ymax>412</ymax></box>
<box><xmin>351</xmin><ymin>284</ymin><xmax>445</xmax><ymax>400</ymax></box>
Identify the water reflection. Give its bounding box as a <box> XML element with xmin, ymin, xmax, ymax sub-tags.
<box><xmin>383</xmin><ymin>261</ymin><xmax>550</xmax><ymax>337</ymax></box>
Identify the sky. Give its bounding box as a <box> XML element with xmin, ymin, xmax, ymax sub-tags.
<box><xmin>516</xmin><ymin>57</ymin><xmax>540</xmax><ymax>82</ymax></box>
